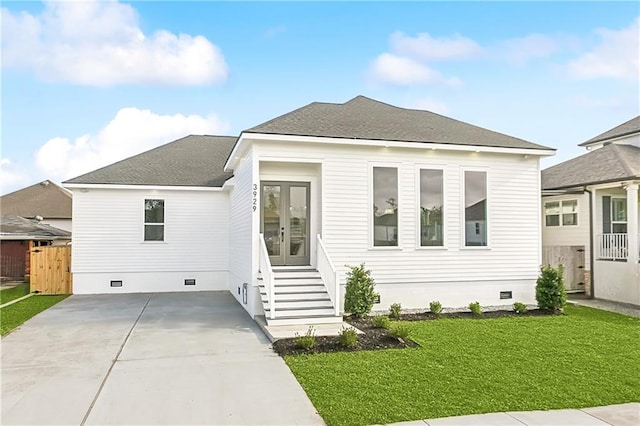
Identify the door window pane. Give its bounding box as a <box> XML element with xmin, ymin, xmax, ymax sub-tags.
<box><xmin>373</xmin><ymin>167</ymin><xmax>398</xmax><ymax>247</ymax></box>
<box><xmin>419</xmin><ymin>169</ymin><xmax>443</xmax><ymax>246</ymax></box>
<box><xmin>263</xmin><ymin>185</ymin><xmax>281</xmax><ymax>256</ymax></box>
<box><xmin>289</xmin><ymin>186</ymin><xmax>308</xmax><ymax>256</ymax></box>
<box><xmin>464</xmin><ymin>171</ymin><xmax>487</xmax><ymax>246</ymax></box>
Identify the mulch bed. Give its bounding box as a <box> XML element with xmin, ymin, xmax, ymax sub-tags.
<box><xmin>272</xmin><ymin>308</ymin><xmax>558</xmax><ymax>356</ymax></box>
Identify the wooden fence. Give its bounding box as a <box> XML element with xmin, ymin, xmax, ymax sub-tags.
<box><xmin>30</xmin><ymin>245</ymin><xmax>72</xmax><ymax>294</ymax></box>
<box><xmin>542</xmin><ymin>245</ymin><xmax>585</xmax><ymax>292</ymax></box>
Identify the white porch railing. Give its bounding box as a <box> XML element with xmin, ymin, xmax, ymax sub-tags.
<box><xmin>316</xmin><ymin>234</ymin><xmax>340</xmax><ymax>316</ymax></box>
<box><xmin>258</xmin><ymin>234</ymin><xmax>276</xmax><ymax>319</ymax></box>
<box><xmin>597</xmin><ymin>233</ymin><xmax>628</xmax><ymax>260</ymax></box>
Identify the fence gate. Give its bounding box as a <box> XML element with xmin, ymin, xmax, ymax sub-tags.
<box><xmin>30</xmin><ymin>246</ymin><xmax>72</xmax><ymax>294</ymax></box>
<box><xmin>541</xmin><ymin>245</ymin><xmax>585</xmax><ymax>292</ymax></box>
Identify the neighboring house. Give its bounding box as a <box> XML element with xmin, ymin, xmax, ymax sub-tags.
<box><xmin>64</xmin><ymin>96</ymin><xmax>554</xmax><ymax>326</ymax></box>
<box><xmin>0</xmin><ymin>215</ymin><xmax>71</xmax><ymax>279</ymax></box>
<box><xmin>0</xmin><ymin>180</ymin><xmax>73</xmax><ymax>232</ymax></box>
<box><xmin>542</xmin><ymin>115</ymin><xmax>640</xmax><ymax>305</ymax></box>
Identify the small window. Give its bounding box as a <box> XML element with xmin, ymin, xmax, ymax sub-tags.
<box><xmin>562</xmin><ymin>200</ymin><xmax>578</xmax><ymax>226</ymax></box>
<box><xmin>419</xmin><ymin>169</ymin><xmax>444</xmax><ymax>247</ymax></box>
<box><xmin>372</xmin><ymin>167</ymin><xmax>398</xmax><ymax>247</ymax></box>
<box><xmin>611</xmin><ymin>198</ymin><xmax>627</xmax><ymax>233</ymax></box>
<box><xmin>544</xmin><ymin>202</ymin><xmax>560</xmax><ymax>227</ymax></box>
<box><xmin>144</xmin><ymin>199</ymin><xmax>164</xmax><ymax>241</ymax></box>
<box><xmin>464</xmin><ymin>170</ymin><xmax>487</xmax><ymax>247</ymax></box>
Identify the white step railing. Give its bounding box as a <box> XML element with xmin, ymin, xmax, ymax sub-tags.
<box><xmin>597</xmin><ymin>233</ymin><xmax>628</xmax><ymax>260</ymax></box>
<box><xmin>258</xmin><ymin>234</ymin><xmax>276</xmax><ymax>319</ymax></box>
<box><xmin>317</xmin><ymin>234</ymin><xmax>340</xmax><ymax>316</ymax></box>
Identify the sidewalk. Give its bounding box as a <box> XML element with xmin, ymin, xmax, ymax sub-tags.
<box><xmin>389</xmin><ymin>403</ymin><xmax>639</xmax><ymax>426</ymax></box>
<box><xmin>567</xmin><ymin>294</ymin><xmax>640</xmax><ymax>318</ymax></box>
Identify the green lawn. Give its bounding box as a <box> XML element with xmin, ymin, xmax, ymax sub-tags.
<box><xmin>1</xmin><ymin>295</ymin><xmax>69</xmax><ymax>336</ymax></box>
<box><xmin>0</xmin><ymin>282</ymin><xmax>30</xmax><ymax>305</ymax></box>
<box><xmin>285</xmin><ymin>305</ymin><xmax>640</xmax><ymax>426</ymax></box>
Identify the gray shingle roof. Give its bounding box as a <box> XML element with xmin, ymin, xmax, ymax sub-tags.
<box><xmin>0</xmin><ymin>215</ymin><xmax>71</xmax><ymax>240</ymax></box>
<box><xmin>580</xmin><ymin>115</ymin><xmax>640</xmax><ymax>146</ymax></box>
<box><xmin>64</xmin><ymin>135</ymin><xmax>237</xmax><ymax>187</ymax></box>
<box><xmin>246</xmin><ymin>96</ymin><xmax>553</xmax><ymax>150</ymax></box>
<box><xmin>0</xmin><ymin>180</ymin><xmax>72</xmax><ymax>219</ymax></box>
<box><xmin>542</xmin><ymin>144</ymin><xmax>640</xmax><ymax>190</ymax></box>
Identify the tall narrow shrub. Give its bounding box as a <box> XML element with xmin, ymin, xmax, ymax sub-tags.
<box><xmin>344</xmin><ymin>264</ymin><xmax>377</xmax><ymax>318</ymax></box>
<box><xmin>536</xmin><ymin>265</ymin><xmax>566</xmax><ymax>313</ymax></box>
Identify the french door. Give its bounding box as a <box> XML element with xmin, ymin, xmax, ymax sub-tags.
<box><xmin>261</xmin><ymin>182</ymin><xmax>311</xmax><ymax>266</ymax></box>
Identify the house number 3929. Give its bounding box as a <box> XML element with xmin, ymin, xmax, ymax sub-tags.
<box><xmin>252</xmin><ymin>184</ymin><xmax>258</xmax><ymax>212</ymax></box>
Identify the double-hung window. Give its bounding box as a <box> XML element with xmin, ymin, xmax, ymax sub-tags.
<box><xmin>144</xmin><ymin>199</ymin><xmax>165</xmax><ymax>241</ymax></box>
<box><xmin>545</xmin><ymin>200</ymin><xmax>578</xmax><ymax>227</ymax></box>
<box><xmin>463</xmin><ymin>170</ymin><xmax>487</xmax><ymax>247</ymax></box>
<box><xmin>611</xmin><ymin>198</ymin><xmax>627</xmax><ymax>233</ymax></box>
<box><xmin>372</xmin><ymin>166</ymin><xmax>398</xmax><ymax>247</ymax></box>
<box><xmin>419</xmin><ymin>169</ymin><xmax>444</xmax><ymax>246</ymax></box>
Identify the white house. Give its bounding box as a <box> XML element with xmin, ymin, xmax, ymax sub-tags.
<box><xmin>64</xmin><ymin>96</ymin><xmax>555</xmax><ymax>325</ymax></box>
<box><xmin>542</xmin><ymin>115</ymin><xmax>640</xmax><ymax>306</ymax></box>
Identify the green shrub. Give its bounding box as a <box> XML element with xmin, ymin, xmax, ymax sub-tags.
<box><xmin>338</xmin><ymin>327</ymin><xmax>359</xmax><ymax>348</ymax></box>
<box><xmin>294</xmin><ymin>326</ymin><xmax>316</xmax><ymax>350</ymax></box>
<box><xmin>536</xmin><ymin>265</ymin><xmax>567</xmax><ymax>312</ymax></box>
<box><xmin>513</xmin><ymin>302</ymin><xmax>528</xmax><ymax>314</ymax></box>
<box><xmin>372</xmin><ymin>315</ymin><xmax>391</xmax><ymax>329</ymax></box>
<box><xmin>344</xmin><ymin>264</ymin><xmax>378</xmax><ymax>318</ymax></box>
<box><xmin>469</xmin><ymin>301</ymin><xmax>482</xmax><ymax>317</ymax></box>
<box><xmin>390</xmin><ymin>324</ymin><xmax>411</xmax><ymax>341</ymax></box>
<box><xmin>429</xmin><ymin>300</ymin><xmax>443</xmax><ymax>316</ymax></box>
<box><xmin>389</xmin><ymin>303</ymin><xmax>402</xmax><ymax>319</ymax></box>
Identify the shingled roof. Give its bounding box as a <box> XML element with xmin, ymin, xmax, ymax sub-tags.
<box><xmin>579</xmin><ymin>115</ymin><xmax>640</xmax><ymax>146</ymax></box>
<box><xmin>246</xmin><ymin>96</ymin><xmax>553</xmax><ymax>150</ymax></box>
<box><xmin>542</xmin><ymin>144</ymin><xmax>640</xmax><ymax>190</ymax></box>
<box><xmin>0</xmin><ymin>180</ymin><xmax>72</xmax><ymax>219</ymax></box>
<box><xmin>0</xmin><ymin>215</ymin><xmax>71</xmax><ymax>240</ymax></box>
<box><xmin>64</xmin><ymin>135</ymin><xmax>237</xmax><ymax>187</ymax></box>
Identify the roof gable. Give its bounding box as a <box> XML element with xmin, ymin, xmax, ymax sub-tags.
<box><xmin>580</xmin><ymin>115</ymin><xmax>640</xmax><ymax>146</ymax></box>
<box><xmin>0</xmin><ymin>215</ymin><xmax>71</xmax><ymax>239</ymax></box>
<box><xmin>64</xmin><ymin>135</ymin><xmax>237</xmax><ymax>187</ymax></box>
<box><xmin>246</xmin><ymin>96</ymin><xmax>552</xmax><ymax>150</ymax></box>
<box><xmin>0</xmin><ymin>180</ymin><xmax>72</xmax><ymax>219</ymax></box>
<box><xmin>542</xmin><ymin>144</ymin><xmax>640</xmax><ymax>190</ymax></box>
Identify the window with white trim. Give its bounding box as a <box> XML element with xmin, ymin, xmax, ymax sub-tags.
<box><xmin>144</xmin><ymin>199</ymin><xmax>164</xmax><ymax>241</ymax></box>
<box><xmin>545</xmin><ymin>200</ymin><xmax>578</xmax><ymax>227</ymax></box>
<box><xmin>544</xmin><ymin>202</ymin><xmax>560</xmax><ymax>226</ymax></box>
<box><xmin>611</xmin><ymin>198</ymin><xmax>627</xmax><ymax>233</ymax></box>
<box><xmin>464</xmin><ymin>170</ymin><xmax>487</xmax><ymax>247</ymax></box>
<box><xmin>419</xmin><ymin>169</ymin><xmax>443</xmax><ymax>246</ymax></box>
<box><xmin>562</xmin><ymin>200</ymin><xmax>578</xmax><ymax>226</ymax></box>
<box><xmin>372</xmin><ymin>167</ymin><xmax>398</xmax><ymax>247</ymax></box>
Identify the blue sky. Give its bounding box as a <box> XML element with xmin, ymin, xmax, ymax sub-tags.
<box><xmin>2</xmin><ymin>1</ymin><xmax>639</xmax><ymax>194</ymax></box>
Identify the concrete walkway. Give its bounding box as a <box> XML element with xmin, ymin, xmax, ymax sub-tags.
<box><xmin>1</xmin><ymin>292</ymin><xmax>323</xmax><ymax>425</ymax></box>
<box><xmin>567</xmin><ymin>294</ymin><xmax>640</xmax><ymax>318</ymax></box>
<box><xmin>390</xmin><ymin>403</ymin><xmax>640</xmax><ymax>426</ymax></box>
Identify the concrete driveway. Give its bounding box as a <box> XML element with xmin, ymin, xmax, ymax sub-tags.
<box><xmin>1</xmin><ymin>292</ymin><xmax>324</xmax><ymax>425</ymax></box>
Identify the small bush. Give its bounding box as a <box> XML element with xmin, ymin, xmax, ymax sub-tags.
<box><xmin>429</xmin><ymin>300</ymin><xmax>443</xmax><ymax>317</ymax></box>
<box><xmin>389</xmin><ymin>303</ymin><xmax>402</xmax><ymax>319</ymax></box>
<box><xmin>372</xmin><ymin>315</ymin><xmax>391</xmax><ymax>329</ymax></box>
<box><xmin>536</xmin><ymin>265</ymin><xmax>567</xmax><ymax>313</ymax></box>
<box><xmin>390</xmin><ymin>324</ymin><xmax>411</xmax><ymax>341</ymax></box>
<box><xmin>469</xmin><ymin>301</ymin><xmax>482</xmax><ymax>317</ymax></box>
<box><xmin>344</xmin><ymin>264</ymin><xmax>378</xmax><ymax>318</ymax></box>
<box><xmin>513</xmin><ymin>302</ymin><xmax>528</xmax><ymax>314</ymax></box>
<box><xmin>294</xmin><ymin>326</ymin><xmax>316</xmax><ymax>350</ymax></box>
<box><xmin>338</xmin><ymin>327</ymin><xmax>359</xmax><ymax>348</ymax></box>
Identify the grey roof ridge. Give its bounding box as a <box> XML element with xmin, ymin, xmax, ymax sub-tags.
<box><xmin>63</xmin><ymin>134</ymin><xmax>236</xmax><ymax>185</ymax></box>
<box><xmin>242</xmin><ymin>99</ymin><xmax>341</xmax><ymax>133</ymax></box>
<box><xmin>612</xmin><ymin>144</ymin><xmax>639</xmax><ymax>178</ymax></box>
<box><xmin>579</xmin><ymin>115</ymin><xmax>640</xmax><ymax>146</ymax></box>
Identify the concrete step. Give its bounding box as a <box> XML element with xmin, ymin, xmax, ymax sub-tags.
<box><xmin>263</xmin><ymin>299</ymin><xmax>334</xmax><ymax>310</ymax></box>
<box><xmin>273</xmin><ymin>271</ymin><xmax>321</xmax><ymax>280</ymax></box>
<box><xmin>264</xmin><ymin>306</ymin><xmax>336</xmax><ymax>317</ymax></box>
<box><xmin>264</xmin><ymin>315</ymin><xmax>343</xmax><ymax>327</ymax></box>
<box><xmin>270</xmin><ymin>284</ymin><xmax>326</xmax><ymax>293</ymax></box>
<box><xmin>261</xmin><ymin>291</ymin><xmax>329</xmax><ymax>301</ymax></box>
<box><xmin>274</xmin><ymin>277</ymin><xmax>323</xmax><ymax>286</ymax></box>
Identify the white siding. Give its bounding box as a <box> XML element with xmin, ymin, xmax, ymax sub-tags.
<box><xmin>228</xmin><ymin>151</ymin><xmax>257</xmax><ymax>314</ymax></box>
<box><xmin>541</xmin><ymin>193</ymin><xmax>591</xmax><ymax>270</ymax></box>
<box><xmin>251</xmin><ymin>139</ymin><xmax>543</xmax><ymax>308</ymax></box>
<box><xmin>71</xmin><ymin>188</ymin><xmax>229</xmax><ymax>294</ymax></box>
<box><xmin>594</xmin><ymin>260</ymin><xmax>640</xmax><ymax>305</ymax></box>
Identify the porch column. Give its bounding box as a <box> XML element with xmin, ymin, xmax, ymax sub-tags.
<box><xmin>626</xmin><ymin>184</ymin><xmax>639</xmax><ymax>263</ymax></box>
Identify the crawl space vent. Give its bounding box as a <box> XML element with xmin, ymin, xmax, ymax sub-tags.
<box><xmin>110</xmin><ymin>280</ymin><xmax>123</xmax><ymax>287</ymax></box>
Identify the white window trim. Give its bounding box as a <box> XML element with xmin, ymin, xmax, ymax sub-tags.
<box><xmin>460</xmin><ymin>167</ymin><xmax>490</xmax><ymax>250</ymax></box>
<box><xmin>143</xmin><ymin>198</ymin><xmax>166</xmax><ymax>243</ymax></box>
<box><xmin>544</xmin><ymin>199</ymin><xmax>579</xmax><ymax>227</ymax></box>
<box><xmin>369</xmin><ymin>163</ymin><xmax>401</xmax><ymax>250</ymax></box>
<box><xmin>415</xmin><ymin>164</ymin><xmax>447</xmax><ymax>250</ymax></box>
<box><xmin>610</xmin><ymin>197</ymin><xmax>627</xmax><ymax>231</ymax></box>
<box><xmin>561</xmin><ymin>199</ymin><xmax>579</xmax><ymax>226</ymax></box>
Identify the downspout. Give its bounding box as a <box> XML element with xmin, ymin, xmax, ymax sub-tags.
<box><xmin>584</xmin><ymin>187</ymin><xmax>595</xmax><ymax>299</ymax></box>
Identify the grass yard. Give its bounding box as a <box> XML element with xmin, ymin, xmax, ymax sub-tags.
<box><xmin>0</xmin><ymin>282</ymin><xmax>30</xmax><ymax>305</ymax></box>
<box><xmin>1</xmin><ymin>295</ymin><xmax>69</xmax><ymax>336</ymax></box>
<box><xmin>285</xmin><ymin>304</ymin><xmax>640</xmax><ymax>426</ymax></box>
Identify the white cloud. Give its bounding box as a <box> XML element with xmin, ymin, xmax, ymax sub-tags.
<box><xmin>500</xmin><ymin>34</ymin><xmax>562</xmax><ymax>65</ymax></box>
<box><xmin>567</xmin><ymin>18</ymin><xmax>639</xmax><ymax>81</ymax></box>
<box><xmin>34</xmin><ymin>108</ymin><xmax>229</xmax><ymax>181</ymax></box>
<box><xmin>370</xmin><ymin>53</ymin><xmax>461</xmax><ymax>87</ymax></box>
<box><xmin>390</xmin><ymin>31</ymin><xmax>482</xmax><ymax>61</ymax></box>
<box><xmin>408</xmin><ymin>98</ymin><xmax>451</xmax><ymax>115</ymax></box>
<box><xmin>0</xmin><ymin>158</ymin><xmax>29</xmax><ymax>195</ymax></box>
<box><xmin>263</xmin><ymin>25</ymin><xmax>287</xmax><ymax>38</ymax></box>
<box><xmin>1</xmin><ymin>1</ymin><xmax>228</xmax><ymax>86</ymax></box>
